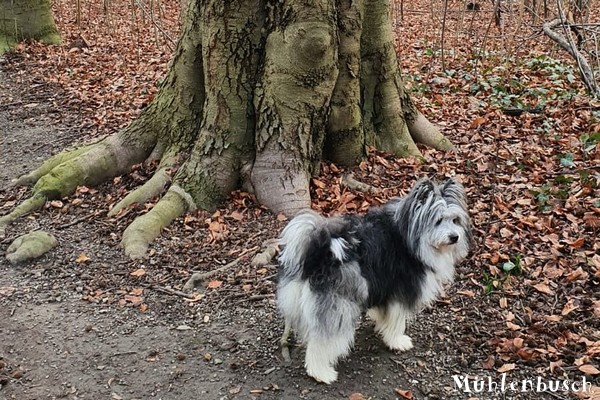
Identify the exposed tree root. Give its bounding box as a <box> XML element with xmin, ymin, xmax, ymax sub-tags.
<box><xmin>121</xmin><ymin>188</ymin><xmax>191</xmax><ymax>259</ymax></box>
<box><xmin>0</xmin><ymin>194</ymin><xmax>46</xmax><ymax>238</ymax></box>
<box><xmin>12</xmin><ymin>143</ymin><xmax>96</xmax><ymax>187</ymax></box>
<box><xmin>408</xmin><ymin>112</ymin><xmax>455</xmax><ymax>151</ymax></box>
<box><xmin>1</xmin><ymin>120</ymin><xmax>158</xmax><ymax>237</ymax></box>
<box><xmin>108</xmin><ymin>151</ymin><xmax>178</xmax><ymax>217</ymax></box>
<box><xmin>341</xmin><ymin>173</ymin><xmax>377</xmax><ymax>194</ymax></box>
<box><xmin>280</xmin><ymin>321</ymin><xmax>293</xmax><ymax>363</ymax></box>
<box><xmin>250</xmin><ymin>239</ymin><xmax>279</xmax><ymax>267</ymax></box>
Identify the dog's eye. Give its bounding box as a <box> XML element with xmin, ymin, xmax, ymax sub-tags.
<box><xmin>453</xmin><ymin>217</ymin><xmax>460</xmax><ymax>224</ymax></box>
<box><xmin>435</xmin><ymin>218</ymin><xmax>443</xmax><ymax>226</ymax></box>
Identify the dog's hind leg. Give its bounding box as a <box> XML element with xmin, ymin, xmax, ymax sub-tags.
<box><xmin>280</xmin><ymin>320</ymin><xmax>293</xmax><ymax>363</ymax></box>
<box><xmin>304</xmin><ymin>331</ymin><xmax>354</xmax><ymax>384</ymax></box>
<box><xmin>368</xmin><ymin>302</ymin><xmax>413</xmax><ymax>351</ymax></box>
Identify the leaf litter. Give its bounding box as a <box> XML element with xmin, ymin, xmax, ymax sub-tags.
<box><xmin>0</xmin><ymin>0</ymin><xmax>599</xmax><ymax>398</ymax></box>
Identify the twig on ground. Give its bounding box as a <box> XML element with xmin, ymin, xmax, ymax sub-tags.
<box><xmin>55</xmin><ymin>211</ymin><xmax>101</xmax><ymax>229</ymax></box>
<box><xmin>182</xmin><ymin>246</ymin><xmax>260</xmax><ymax>292</ymax></box>
<box><xmin>150</xmin><ymin>285</ymin><xmax>196</xmax><ymax>299</ymax></box>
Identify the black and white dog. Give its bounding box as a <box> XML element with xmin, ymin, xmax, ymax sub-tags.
<box><xmin>277</xmin><ymin>178</ymin><xmax>472</xmax><ymax>384</ymax></box>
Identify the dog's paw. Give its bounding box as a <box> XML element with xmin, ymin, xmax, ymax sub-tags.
<box><xmin>306</xmin><ymin>364</ymin><xmax>338</xmax><ymax>384</ymax></box>
<box><xmin>385</xmin><ymin>334</ymin><xmax>413</xmax><ymax>352</ymax></box>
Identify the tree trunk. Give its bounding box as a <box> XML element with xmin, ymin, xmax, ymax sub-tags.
<box><xmin>0</xmin><ymin>0</ymin><xmax>61</xmax><ymax>55</ymax></box>
<box><xmin>1</xmin><ymin>0</ymin><xmax>454</xmax><ymax>259</ymax></box>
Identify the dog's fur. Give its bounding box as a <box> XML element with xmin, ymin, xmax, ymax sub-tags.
<box><xmin>277</xmin><ymin>178</ymin><xmax>472</xmax><ymax>384</ymax></box>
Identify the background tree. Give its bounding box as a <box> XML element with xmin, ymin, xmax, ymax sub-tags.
<box><xmin>0</xmin><ymin>0</ymin><xmax>455</xmax><ymax>259</ymax></box>
<box><xmin>0</xmin><ymin>0</ymin><xmax>60</xmax><ymax>55</ymax></box>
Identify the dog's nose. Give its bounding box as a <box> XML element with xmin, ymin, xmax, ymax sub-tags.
<box><xmin>449</xmin><ymin>234</ymin><xmax>459</xmax><ymax>244</ymax></box>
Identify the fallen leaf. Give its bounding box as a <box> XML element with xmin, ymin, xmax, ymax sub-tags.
<box><xmin>49</xmin><ymin>200</ymin><xmax>64</xmax><ymax>208</ymax></box>
<box><xmin>394</xmin><ymin>388</ymin><xmax>414</xmax><ymax>399</ymax></box>
<box><xmin>579</xmin><ymin>364</ymin><xmax>600</xmax><ymax>375</ymax></box>
<box><xmin>533</xmin><ymin>282</ymin><xmax>554</xmax><ymax>295</ymax></box>
<box><xmin>207</xmin><ymin>280</ymin><xmax>223</xmax><ymax>289</ymax></box>
<box><xmin>76</xmin><ymin>253</ymin><xmax>90</xmax><ymax>263</ymax></box>
<box><xmin>549</xmin><ymin>360</ymin><xmax>563</xmax><ymax>373</ymax></box>
<box><xmin>482</xmin><ymin>355</ymin><xmax>495</xmax><ymax>370</ymax></box>
<box><xmin>130</xmin><ymin>268</ymin><xmax>146</xmax><ymax>277</ymax></box>
<box><xmin>457</xmin><ymin>290</ymin><xmax>475</xmax><ymax>297</ymax></box>
<box><xmin>497</xmin><ymin>363</ymin><xmax>516</xmax><ymax>373</ymax></box>
<box><xmin>469</xmin><ymin>116</ymin><xmax>486</xmax><ymax>129</ymax></box>
<box><xmin>561</xmin><ymin>298</ymin><xmax>578</xmax><ymax>316</ymax></box>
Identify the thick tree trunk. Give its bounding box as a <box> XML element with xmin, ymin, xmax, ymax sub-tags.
<box><xmin>2</xmin><ymin>0</ymin><xmax>456</xmax><ymax>259</ymax></box>
<box><xmin>0</xmin><ymin>0</ymin><xmax>60</xmax><ymax>54</ymax></box>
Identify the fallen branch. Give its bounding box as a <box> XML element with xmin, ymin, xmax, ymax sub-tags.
<box><xmin>542</xmin><ymin>19</ymin><xmax>600</xmax><ymax>97</ymax></box>
<box><xmin>182</xmin><ymin>246</ymin><xmax>259</xmax><ymax>292</ymax></box>
<box><xmin>150</xmin><ymin>285</ymin><xmax>196</xmax><ymax>299</ymax></box>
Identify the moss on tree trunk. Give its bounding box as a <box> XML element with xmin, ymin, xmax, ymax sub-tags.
<box><xmin>0</xmin><ymin>0</ymin><xmax>60</xmax><ymax>55</ymax></box>
<box><xmin>2</xmin><ymin>0</ymin><xmax>455</xmax><ymax>259</ymax></box>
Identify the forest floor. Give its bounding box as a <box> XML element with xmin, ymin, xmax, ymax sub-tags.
<box><xmin>1</xmin><ymin>1</ymin><xmax>599</xmax><ymax>399</ymax></box>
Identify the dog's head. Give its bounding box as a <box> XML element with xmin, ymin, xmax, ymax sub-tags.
<box><xmin>392</xmin><ymin>178</ymin><xmax>472</xmax><ymax>267</ymax></box>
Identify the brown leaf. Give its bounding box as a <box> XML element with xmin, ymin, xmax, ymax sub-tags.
<box><xmin>49</xmin><ymin>200</ymin><xmax>64</xmax><ymax>208</ymax></box>
<box><xmin>592</xmin><ymin>301</ymin><xmax>600</xmax><ymax>318</ymax></box>
<box><xmin>566</xmin><ymin>237</ymin><xmax>585</xmax><ymax>248</ymax></box>
<box><xmin>506</xmin><ymin>321</ymin><xmax>521</xmax><ymax>331</ymax></box>
<box><xmin>482</xmin><ymin>355</ymin><xmax>495</xmax><ymax>370</ymax></box>
<box><xmin>207</xmin><ymin>280</ymin><xmax>223</xmax><ymax>289</ymax></box>
<box><xmin>124</xmin><ymin>295</ymin><xmax>143</xmax><ymax>306</ymax></box>
<box><xmin>579</xmin><ymin>364</ymin><xmax>600</xmax><ymax>375</ymax></box>
<box><xmin>470</xmin><ymin>116</ymin><xmax>486</xmax><ymax>129</ymax></box>
<box><xmin>76</xmin><ymin>253</ymin><xmax>90</xmax><ymax>263</ymax></box>
<box><xmin>457</xmin><ymin>290</ymin><xmax>475</xmax><ymax>297</ymax></box>
<box><xmin>564</xmin><ymin>267</ymin><xmax>588</xmax><ymax>283</ymax></box>
<box><xmin>497</xmin><ymin>363</ymin><xmax>516</xmax><ymax>373</ymax></box>
<box><xmin>549</xmin><ymin>360</ymin><xmax>563</xmax><ymax>373</ymax></box>
<box><xmin>130</xmin><ymin>287</ymin><xmax>144</xmax><ymax>296</ymax></box>
<box><xmin>230</xmin><ymin>211</ymin><xmax>244</xmax><ymax>221</ymax></box>
<box><xmin>276</xmin><ymin>213</ymin><xmax>288</xmax><ymax>222</ymax></box>
<box><xmin>561</xmin><ymin>298</ymin><xmax>578</xmax><ymax>316</ymax></box>
<box><xmin>130</xmin><ymin>268</ymin><xmax>146</xmax><ymax>277</ymax></box>
<box><xmin>394</xmin><ymin>389</ymin><xmax>414</xmax><ymax>399</ymax></box>
<box><xmin>533</xmin><ymin>282</ymin><xmax>554</xmax><ymax>295</ymax></box>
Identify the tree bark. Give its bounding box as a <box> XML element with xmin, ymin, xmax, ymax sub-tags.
<box><xmin>0</xmin><ymin>0</ymin><xmax>60</xmax><ymax>55</ymax></box>
<box><xmin>2</xmin><ymin>0</ymin><xmax>456</xmax><ymax>259</ymax></box>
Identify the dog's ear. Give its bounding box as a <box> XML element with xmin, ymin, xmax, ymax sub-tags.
<box><xmin>410</xmin><ymin>178</ymin><xmax>435</xmax><ymax>204</ymax></box>
<box><xmin>440</xmin><ymin>179</ymin><xmax>467</xmax><ymax>209</ymax></box>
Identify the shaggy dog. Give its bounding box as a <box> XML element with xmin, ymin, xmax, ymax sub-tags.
<box><xmin>277</xmin><ymin>178</ymin><xmax>472</xmax><ymax>383</ymax></box>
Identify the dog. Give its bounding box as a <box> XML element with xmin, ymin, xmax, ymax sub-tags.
<box><xmin>276</xmin><ymin>178</ymin><xmax>472</xmax><ymax>384</ymax></box>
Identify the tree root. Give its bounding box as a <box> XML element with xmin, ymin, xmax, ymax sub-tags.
<box><xmin>341</xmin><ymin>173</ymin><xmax>376</xmax><ymax>194</ymax></box>
<box><xmin>1</xmin><ymin>126</ymin><xmax>157</xmax><ymax>237</ymax></box>
<box><xmin>407</xmin><ymin>112</ymin><xmax>455</xmax><ymax>151</ymax></box>
<box><xmin>280</xmin><ymin>321</ymin><xmax>293</xmax><ymax>363</ymax></box>
<box><xmin>12</xmin><ymin>143</ymin><xmax>96</xmax><ymax>187</ymax></box>
<box><xmin>108</xmin><ymin>151</ymin><xmax>178</xmax><ymax>217</ymax></box>
<box><xmin>0</xmin><ymin>194</ymin><xmax>46</xmax><ymax>238</ymax></box>
<box><xmin>121</xmin><ymin>187</ymin><xmax>191</xmax><ymax>259</ymax></box>
<box><xmin>250</xmin><ymin>239</ymin><xmax>279</xmax><ymax>267</ymax></box>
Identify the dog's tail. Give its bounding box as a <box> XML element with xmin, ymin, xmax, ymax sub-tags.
<box><xmin>278</xmin><ymin>210</ymin><xmax>330</xmax><ymax>276</ymax></box>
